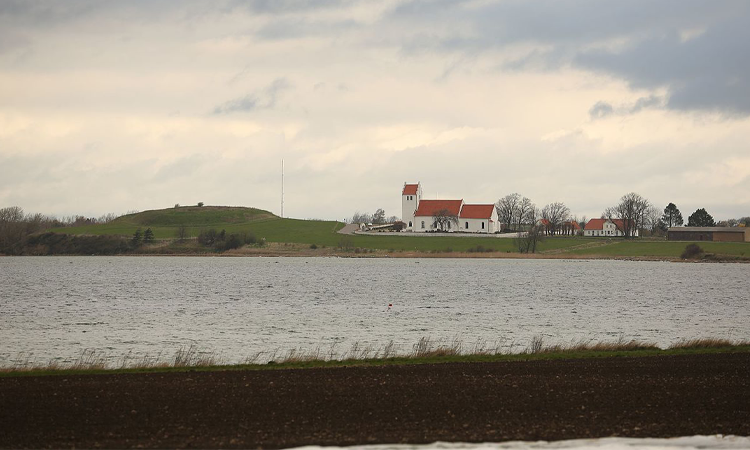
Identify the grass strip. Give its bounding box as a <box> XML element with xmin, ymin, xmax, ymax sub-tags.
<box><xmin>4</xmin><ymin>344</ymin><xmax>750</xmax><ymax>378</ymax></box>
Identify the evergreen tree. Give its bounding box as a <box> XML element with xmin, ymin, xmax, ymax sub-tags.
<box><xmin>661</xmin><ymin>203</ymin><xmax>683</xmax><ymax>228</ymax></box>
<box><xmin>143</xmin><ymin>228</ymin><xmax>154</xmax><ymax>243</ymax></box>
<box><xmin>687</xmin><ymin>208</ymin><xmax>715</xmax><ymax>227</ymax></box>
<box><xmin>131</xmin><ymin>228</ymin><xmax>143</xmax><ymax>247</ymax></box>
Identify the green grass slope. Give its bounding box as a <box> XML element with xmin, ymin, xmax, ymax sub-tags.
<box><xmin>49</xmin><ymin>205</ymin><xmax>589</xmax><ymax>252</ymax></box>
<box><xmin>565</xmin><ymin>239</ymin><xmax>750</xmax><ymax>258</ymax></box>
<box><xmin>52</xmin><ymin>206</ymin><xmax>278</xmax><ymax>239</ymax></box>
<box><xmin>49</xmin><ymin>206</ymin><xmax>750</xmax><ymax>257</ymax></box>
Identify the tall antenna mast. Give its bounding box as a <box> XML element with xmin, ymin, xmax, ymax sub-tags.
<box><xmin>281</xmin><ymin>159</ymin><xmax>285</xmax><ymax>218</ymax></box>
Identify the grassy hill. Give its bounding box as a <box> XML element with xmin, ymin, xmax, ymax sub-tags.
<box><xmin>48</xmin><ymin>206</ymin><xmax>750</xmax><ymax>258</ymax></box>
<box><xmin>52</xmin><ymin>206</ymin><xmax>278</xmax><ymax>239</ymax></box>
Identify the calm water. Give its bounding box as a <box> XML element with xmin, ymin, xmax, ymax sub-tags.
<box><xmin>1</xmin><ymin>257</ymin><xmax>748</xmax><ymax>367</ymax></box>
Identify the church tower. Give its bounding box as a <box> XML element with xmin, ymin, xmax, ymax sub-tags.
<box><xmin>401</xmin><ymin>182</ymin><xmax>421</xmax><ymax>230</ymax></box>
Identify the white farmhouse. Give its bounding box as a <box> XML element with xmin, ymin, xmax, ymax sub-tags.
<box><xmin>402</xmin><ymin>182</ymin><xmax>500</xmax><ymax>233</ymax></box>
<box><xmin>583</xmin><ymin>218</ymin><xmax>639</xmax><ymax>237</ymax></box>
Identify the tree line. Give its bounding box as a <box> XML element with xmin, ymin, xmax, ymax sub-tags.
<box><xmin>350</xmin><ymin>209</ymin><xmax>399</xmax><ymax>225</ymax></box>
<box><xmin>497</xmin><ymin>192</ymin><xmax>747</xmax><ymax>239</ymax></box>
<box><xmin>349</xmin><ymin>193</ymin><xmax>746</xmax><ymax>238</ymax></box>
<box><xmin>495</xmin><ymin>194</ymin><xmax>581</xmax><ymax>236</ymax></box>
<box><xmin>0</xmin><ymin>206</ymin><xmax>124</xmax><ymax>255</ymax></box>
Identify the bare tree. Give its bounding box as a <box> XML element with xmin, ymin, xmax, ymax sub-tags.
<box><xmin>372</xmin><ymin>208</ymin><xmax>386</xmax><ymax>224</ymax></box>
<box><xmin>644</xmin><ymin>206</ymin><xmax>662</xmax><ymax>235</ymax></box>
<box><xmin>0</xmin><ymin>206</ymin><xmax>25</xmax><ymax>254</ymax></box>
<box><xmin>579</xmin><ymin>215</ymin><xmax>588</xmax><ymax>230</ymax></box>
<box><xmin>176</xmin><ymin>225</ymin><xmax>189</xmax><ymax>241</ymax></box>
<box><xmin>351</xmin><ymin>211</ymin><xmax>372</xmax><ymax>224</ymax></box>
<box><xmin>604</xmin><ymin>192</ymin><xmax>650</xmax><ymax>238</ymax></box>
<box><xmin>541</xmin><ymin>202</ymin><xmax>570</xmax><ymax>236</ymax></box>
<box><xmin>495</xmin><ymin>193</ymin><xmax>520</xmax><ymax>231</ymax></box>
<box><xmin>515</xmin><ymin>208</ymin><xmax>543</xmax><ymax>253</ymax></box>
<box><xmin>432</xmin><ymin>209</ymin><xmax>458</xmax><ymax>231</ymax></box>
<box><xmin>515</xmin><ymin>196</ymin><xmax>534</xmax><ymax>232</ymax></box>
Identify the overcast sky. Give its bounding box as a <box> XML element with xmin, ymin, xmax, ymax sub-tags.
<box><xmin>1</xmin><ymin>0</ymin><xmax>749</xmax><ymax>221</ymax></box>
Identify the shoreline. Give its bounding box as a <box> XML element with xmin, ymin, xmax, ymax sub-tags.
<box><xmin>3</xmin><ymin>249</ymin><xmax>747</xmax><ymax>263</ymax></box>
<box><xmin>5</xmin><ymin>343</ymin><xmax>749</xmax><ymax>378</ymax></box>
<box><xmin>2</xmin><ymin>352</ymin><xmax>748</xmax><ymax>448</ymax></box>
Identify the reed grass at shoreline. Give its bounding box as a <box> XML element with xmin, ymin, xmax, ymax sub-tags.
<box><xmin>3</xmin><ymin>336</ymin><xmax>750</xmax><ymax>377</ymax></box>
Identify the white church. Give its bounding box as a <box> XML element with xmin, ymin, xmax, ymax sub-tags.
<box><xmin>402</xmin><ymin>182</ymin><xmax>500</xmax><ymax>233</ymax></box>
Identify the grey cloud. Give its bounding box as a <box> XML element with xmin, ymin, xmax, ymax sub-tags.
<box><xmin>228</xmin><ymin>0</ymin><xmax>348</xmax><ymax>14</ymax></box>
<box><xmin>388</xmin><ymin>0</ymin><xmax>750</xmax><ymax>115</ymax></box>
<box><xmin>589</xmin><ymin>101</ymin><xmax>614</xmax><ymax>119</ymax></box>
<box><xmin>589</xmin><ymin>95</ymin><xmax>665</xmax><ymax>120</ymax></box>
<box><xmin>389</xmin><ymin>0</ymin><xmax>716</xmax><ymax>50</ymax></box>
<box><xmin>575</xmin><ymin>14</ymin><xmax>750</xmax><ymax>114</ymax></box>
<box><xmin>213</xmin><ymin>78</ymin><xmax>291</xmax><ymax>114</ymax></box>
<box><xmin>255</xmin><ymin>17</ymin><xmax>358</xmax><ymax>41</ymax></box>
<box><xmin>629</xmin><ymin>95</ymin><xmax>662</xmax><ymax>114</ymax></box>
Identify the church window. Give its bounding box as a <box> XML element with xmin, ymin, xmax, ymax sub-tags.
<box><xmin>482</xmin><ymin>222</ymin><xmax>485</xmax><ymax>229</ymax></box>
<box><xmin>421</xmin><ymin>221</ymin><xmax>425</xmax><ymax>229</ymax></box>
<box><xmin>408</xmin><ymin>221</ymin><xmax>412</xmax><ymax>227</ymax></box>
<box><xmin>465</xmin><ymin>222</ymin><xmax>469</xmax><ymax>229</ymax></box>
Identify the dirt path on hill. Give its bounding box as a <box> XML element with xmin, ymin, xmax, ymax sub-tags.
<box><xmin>337</xmin><ymin>223</ymin><xmax>359</xmax><ymax>235</ymax></box>
<box><xmin>2</xmin><ymin>353</ymin><xmax>749</xmax><ymax>448</ymax></box>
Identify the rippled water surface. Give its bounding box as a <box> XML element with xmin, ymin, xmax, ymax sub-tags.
<box><xmin>1</xmin><ymin>257</ymin><xmax>748</xmax><ymax>366</ymax></box>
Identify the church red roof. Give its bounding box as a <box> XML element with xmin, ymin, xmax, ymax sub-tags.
<box><xmin>414</xmin><ymin>199</ymin><xmax>463</xmax><ymax>217</ymax></box>
<box><xmin>459</xmin><ymin>204</ymin><xmax>495</xmax><ymax>219</ymax></box>
<box><xmin>402</xmin><ymin>184</ymin><xmax>419</xmax><ymax>195</ymax></box>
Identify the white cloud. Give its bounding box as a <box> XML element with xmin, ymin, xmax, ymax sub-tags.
<box><xmin>0</xmin><ymin>0</ymin><xmax>749</xmax><ymax>221</ymax></box>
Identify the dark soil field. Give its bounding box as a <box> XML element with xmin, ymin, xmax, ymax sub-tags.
<box><xmin>1</xmin><ymin>353</ymin><xmax>749</xmax><ymax>448</ymax></box>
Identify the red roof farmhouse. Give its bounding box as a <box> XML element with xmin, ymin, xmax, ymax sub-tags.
<box><xmin>584</xmin><ymin>218</ymin><xmax>638</xmax><ymax>237</ymax></box>
<box><xmin>402</xmin><ymin>182</ymin><xmax>499</xmax><ymax>233</ymax></box>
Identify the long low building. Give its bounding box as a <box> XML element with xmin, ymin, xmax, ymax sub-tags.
<box><xmin>667</xmin><ymin>227</ymin><xmax>750</xmax><ymax>242</ymax></box>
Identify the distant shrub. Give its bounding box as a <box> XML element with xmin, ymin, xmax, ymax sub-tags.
<box><xmin>310</xmin><ymin>243</ymin><xmax>318</xmax><ymax>249</ymax></box>
<box><xmin>243</xmin><ymin>232</ymin><xmax>258</xmax><ymax>245</ymax></box>
<box><xmin>466</xmin><ymin>245</ymin><xmax>493</xmax><ymax>253</ymax></box>
<box><xmin>197</xmin><ymin>202</ymin><xmax>204</xmax><ymax>207</ymax></box>
<box><xmin>392</xmin><ymin>221</ymin><xmax>406</xmax><ymax>231</ymax></box>
<box><xmin>681</xmin><ymin>243</ymin><xmax>704</xmax><ymax>259</ymax></box>
<box><xmin>22</xmin><ymin>233</ymin><xmax>129</xmax><ymax>255</ymax></box>
<box><xmin>131</xmin><ymin>228</ymin><xmax>143</xmax><ymax>248</ymax></box>
<box><xmin>217</xmin><ymin>233</ymin><xmax>243</xmax><ymax>251</ymax></box>
<box><xmin>197</xmin><ymin>228</ymin><xmax>257</xmax><ymax>251</ymax></box>
<box><xmin>143</xmin><ymin>228</ymin><xmax>155</xmax><ymax>244</ymax></box>
<box><xmin>198</xmin><ymin>229</ymin><xmax>218</xmax><ymax>246</ymax></box>
<box><xmin>338</xmin><ymin>237</ymin><xmax>354</xmax><ymax>251</ymax></box>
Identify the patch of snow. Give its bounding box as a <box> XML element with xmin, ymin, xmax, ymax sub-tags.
<box><xmin>293</xmin><ymin>435</ymin><xmax>750</xmax><ymax>450</ymax></box>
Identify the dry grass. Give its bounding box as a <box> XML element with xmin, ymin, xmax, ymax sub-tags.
<box><xmin>526</xmin><ymin>336</ymin><xmax>659</xmax><ymax>354</ymax></box>
<box><xmin>669</xmin><ymin>338</ymin><xmax>750</xmax><ymax>350</ymax></box>
<box><xmin>1</xmin><ymin>344</ymin><xmax>221</xmax><ymax>373</ymax></box>
<box><xmin>3</xmin><ymin>335</ymin><xmax>748</xmax><ymax>374</ymax></box>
